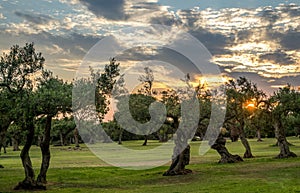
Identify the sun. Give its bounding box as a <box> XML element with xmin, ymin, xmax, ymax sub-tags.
<box><xmin>244</xmin><ymin>99</ymin><xmax>256</xmax><ymax>110</ymax></box>
<box><xmin>246</xmin><ymin>103</ymin><xmax>255</xmax><ymax>108</ymax></box>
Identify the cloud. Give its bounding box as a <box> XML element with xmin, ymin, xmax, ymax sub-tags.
<box><xmin>0</xmin><ymin>28</ymin><xmax>104</xmax><ymax>80</ymax></box>
<box><xmin>277</xmin><ymin>3</ymin><xmax>300</xmax><ymax>17</ymax></box>
<box><xmin>189</xmin><ymin>30</ymin><xmax>230</xmax><ymax>55</ymax></box>
<box><xmin>8</xmin><ymin>11</ymin><xmax>62</xmax><ymax>35</ymax></box>
<box><xmin>280</xmin><ymin>31</ymin><xmax>300</xmax><ymax>50</ymax></box>
<box><xmin>14</xmin><ymin>11</ymin><xmax>54</xmax><ymax>25</ymax></box>
<box><xmin>260</xmin><ymin>7</ymin><xmax>279</xmax><ymax>25</ymax></box>
<box><xmin>0</xmin><ymin>13</ymin><xmax>6</xmax><ymax>19</ymax></box>
<box><xmin>150</xmin><ymin>13</ymin><xmax>180</xmax><ymax>26</ymax></box>
<box><xmin>79</xmin><ymin>0</ymin><xmax>127</xmax><ymax>20</ymax></box>
<box><xmin>44</xmin><ymin>44</ymin><xmax>70</xmax><ymax>55</ymax></box>
<box><xmin>127</xmin><ymin>1</ymin><xmax>171</xmax><ymax>23</ymax></box>
<box><xmin>77</xmin><ymin>0</ymin><xmax>171</xmax><ymax>23</ymax></box>
<box><xmin>131</xmin><ymin>2</ymin><xmax>160</xmax><ymax>11</ymax></box>
<box><xmin>259</xmin><ymin>51</ymin><xmax>295</xmax><ymax>65</ymax></box>
<box><xmin>1</xmin><ymin>0</ymin><xmax>299</xmax><ymax>90</ymax></box>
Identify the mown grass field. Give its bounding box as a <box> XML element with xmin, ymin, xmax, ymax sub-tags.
<box><xmin>0</xmin><ymin>137</ymin><xmax>300</xmax><ymax>193</ymax></box>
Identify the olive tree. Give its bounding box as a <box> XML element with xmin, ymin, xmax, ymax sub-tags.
<box><xmin>0</xmin><ymin>43</ymin><xmax>44</xmax><ymax>189</ymax></box>
<box><xmin>34</xmin><ymin>70</ymin><xmax>72</xmax><ymax>185</ymax></box>
<box><xmin>225</xmin><ymin>77</ymin><xmax>266</xmax><ymax>158</ymax></box>
<box><xmin>269</xmin><ymin>85</ymin><xmax>298</xmax><ymax>158</ymax></box>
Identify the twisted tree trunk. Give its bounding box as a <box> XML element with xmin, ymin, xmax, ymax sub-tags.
<box><xmin>239</xmin><ymin>129</ymin><xmax>254</xmax><ymax>158</ymax></box>
<box><xmin>274</xmin><ymin>120</ymin><xmax>297</xmax><ymax>158</ymax></box>
<box><xmin>142</xmin><ymin>135</ymin><xmax>148</xmax><ymax>146</ymax></box>
<box><xmin>163</xmin><ymin>145</ymin><xmax>191</xmax><ymax>176</ymax></box>
<box><xmin>238</xmin><ymin>121</ymin><xmax>254</xmax><ymax>158</ymax></box>
<box><xmin>14</xmin><ymin>118</ymin><xmax>38</xmax><ymax>190</ymax></box>
<box><xmin>211</xmin><ymin>135</ymin><xmax>243</xmax><ymax>163</ymax></box>
<box><xmin>37</xmin><ymin>115</ymin><xmax>52</xmax><ymax>186</ymax></box>
<box><xmin>163</xmin><ymin>126</ymin><xmax>192</xmax><ymax>176</ymax></box>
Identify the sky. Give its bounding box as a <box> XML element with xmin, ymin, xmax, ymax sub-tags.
<box><xmin>0</xmin><ymin>0</ymin><xmax>299</xmax><ymax>94</ymax></box>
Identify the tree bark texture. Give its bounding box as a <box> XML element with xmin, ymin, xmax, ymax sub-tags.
<box><xmin>211</xmin><ymin>135</ymin><xmax>243</xmax><ymax>163</ymax></box>
<box><xmin>274</xmin><ymin>120</ymin><xmax>297</xmax><ymax>158</ymax></box>
<box><xmin>163</xmin><ymin>145</ymin><xmax>192</xmax><ymax>176</ymax></box>
<box><xmin>37</xmin><ymin>115</ymin><xmax>52</xmax><ymax>185</ymax></box>
<box><xmin>14</xmin><ymin>117</ymin><xmax>38</xmax><ymax>190</ymax></box>
<box><xmin>163</xmin><ymin>124</ymin><xmax>192</xmax><ymax>176</ymax></box>
<box><xmin>239</xmin><ymin>129</ymin><xmax>254</xmax><ymax>158</ymax></box>
<box><xmin>238</xmin><ymin>121</ymin><xmax>254</xmax><ymax>158</ymax></box>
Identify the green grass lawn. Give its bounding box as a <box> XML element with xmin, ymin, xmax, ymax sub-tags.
<box><xmin>0</xmin><ymin>137</ymin><xmax>300</xmax><ymax>193</ymax></box>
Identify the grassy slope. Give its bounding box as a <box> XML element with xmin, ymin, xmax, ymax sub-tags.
<box><xmin>0</xmin><ymin>137</ymin><xmax>299</xmax><ymax>193</ymax></box>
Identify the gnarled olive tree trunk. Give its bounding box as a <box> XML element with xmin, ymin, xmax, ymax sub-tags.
<box><xmin>239</xmin><ymin>129</ymin><xmax>254</xmax><ymax>158</ymax></box>
<box><xmin>164</xmin><ymin>123</ymin><xmax>192</xmax><ymax>176</ymax></box>
<box><xmin>211</xmin><ymin>135</ymin><xmax>243</xmax><ymax>163</ymax></box>
<box><xmin>237</xmin><ymin>121</ymin><xmax>254</xmax><ymax>158</ymax></box>
<box><xmin>37</xmin><ymin>115</ymin><xmax>52</xmax><ymax>185</ymax></box>
<box><xmin>273</xmin><ymin>120</ymin><xmax>297</xmax><ymax>158</ymax></box>
<box><xmin>15</xmin><ymin>117</ymin><xmax>37</xmax><ymax>190</ymax></box>
<box><xmin>142</xmin><ymin>135</ymin><xmax>148</xmax><ymax>146</ymax></box>
<box><xmin>163</xmin><ymin>144</ymin><xmax>191</xmax><ymax>176</ymax></box>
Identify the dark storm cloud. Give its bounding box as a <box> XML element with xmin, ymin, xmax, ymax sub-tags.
<box><xmin>274</xmin><ymin>75</ymin><xmax>300</xmax><ymax>88</ymax></box>
<box><xmin>235</xmin><ymin>30</ymin><xmax>254</xmax><ymax>43</ymax></box>
<box><xmin>177</xmin><ymin>9</ymin><xmax>201</xmax><ymax>28</ymax></box>
<box><xmin>0</xmin><ymin>29</ymin><xmax>101</xmax><ymax>59</ymax></box>
<box><xmin>117</xmin><ymin>47</ymin><xmax>199</xmax><ymax>74</ymax></box>
<box><xmin>38</xmin><ymin>31</ymin><xmax>102</xmax><ymax>56</ymax></box>
<box><xmin>257</xmin><ymin>4</ymin><xmax>300</xmax><ymax>50</ymax></box>
<box><xmin>79</xmin><ymin>0</ymin><xmax>127</xmax><ymax>20</ymax></box>
<box><xmin>189</xmin><ymin>30</ymin><xmax>231</xmax><ymax>55</ymax></box>
<box><xmin>259</xmin><ymin>51</ymin><xmax>295</xmax><ymax>65</ymax></box>
<box><xmin>280</xmin><ymin>31</ymin><xmax>300</xmax><ymax>50</ymax></box>
<box><xmin>260</xmin><ymin>7</ymin><xmax>279</xmax><ymax>24</ymax></box>
<box><xmin>14</xmin><ymin>11</ymin><xmax>54</xmax><ymax>25</ymax></box>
